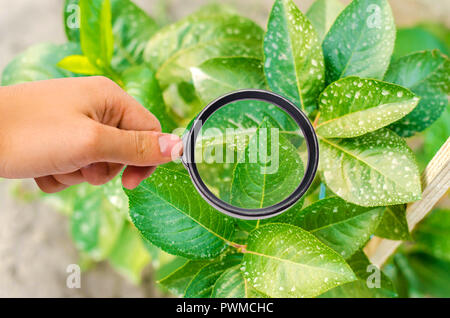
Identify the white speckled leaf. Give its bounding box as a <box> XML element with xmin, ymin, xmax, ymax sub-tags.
<box><xmin>144</xmin><ymin>8</ymin><xmax>263</xmax><ymax>86</ymax></box>
<box><xmin>1</xmin><ymin>43</ymin><xmax>81</xmax><ymax>85</ymax></box>
<box><xmin>125</xmin><ymin>163</ymin><xmax>235</xmax><ymax>259</ymax></box>
<box><xmin>293</xmin><ymin>197</ymin><xmax>384</xmax><ymax>258</ymax></box>
<box><xmin>71</xmin><ymin>186</ymin><xmax>124</xmax><ymax>261</ymax></box>
<box><xmin>109</xmin><ymin>0</ymin><xmax>159</xmax><ymax>72</ymax></box>
<box><xmin>264</xmin><ymin>0</ymin><xmax>325</xmax><ymax>113</ymax></box>
<box><xmin>316</xmin><ymin>76</ymin><xmax>419</xmax><ymax>138</ymax></box>
<box><xmin>230</xmin><ymin>120</ymin><xmax>305</xmax><ymax>209</ymax></box>
<box><xmin>375</xmin><ymin>204</ymin><xmax>411</xmax><ymax>241</ymax></box>
<box><xmin>191</xmin><ymin>59</ymin><xmax>298</xmax><ymax>137</ymax></box>
<box><xmin>191</xmin><ymin>57</ymin><xmax>267</xmax><ymax>104</ymax></box>
<box><xmin>243</xmin><ymin>223</ymin><xmax>356</xmax><ymax>298</ymax></box>
<box><xmin>211</xmin><ymin>266</ymin><xmax>246</xmax><ymax>298</ymax></box>
<box><xmin>319</xmin><ymin>251</ymin><xmax>397</xmax><ymax>297</ymax></box>
<box><xmin>102</xmin><ymin>175</ymin><xmax>128</xmax><ymax>213</ymax></box>
<box><xmin>306</xmin><ymin>0</ymin><xmax>344</xmax><ymax>42</ymax></box>
<box><xmin>185</xmin><ymin>254</ymin><xmax>242</xmax><ymax>298</ymax></box>
<box><xmin>235</xmin><ymin>199</ymin><xmax>305</xmax><ymax>233</ymax></box>
<box><xmin>323</xmin><ymin>0</ymin><xmax>395</xmax><ymax>82</ymax></box>
<box><xmin>212</xmin><ymin>266</ymin><xmax>268</xmax><ymax>298</ymax></box>
<box><xmin>157</xmin><ymin>258</ymin><xmax>210</xmax><ymax>297</ymax></box>
<box><xmin>319</xmin><ymin>129</ymin><xmax>421</xmax><ymax>206</ymax></box>
<box><xmin>385</xmin><ymin>50</ymin><xmax>450</xmax><ymax>137</ymax></box>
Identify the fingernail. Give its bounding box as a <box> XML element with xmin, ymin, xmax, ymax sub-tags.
<box><xmin>159</xmin><ymin>134</ymin><xmax>182</xmax><ymax>158</ymax></box>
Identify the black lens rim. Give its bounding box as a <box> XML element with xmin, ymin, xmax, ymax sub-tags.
<box><xmin>182</xmin><ymin>89</ymin><xmax>319</xmax><ymax>220</ymax></box>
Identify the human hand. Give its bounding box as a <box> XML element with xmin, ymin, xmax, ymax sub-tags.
<box><xmin>0</xmin><ymin>76</ymin><xmax>182</xmax><ymax>193</ymax></box>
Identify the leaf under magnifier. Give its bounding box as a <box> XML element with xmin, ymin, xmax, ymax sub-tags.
<box><xmin>195</xmin><ymin>101</ymin><xmax>305</xmax><ymax>208</ymax></box>
<box><xmin>229</xmin><ymin>119</ymin><xmax>305</xmax><ymax>209</ymax></box>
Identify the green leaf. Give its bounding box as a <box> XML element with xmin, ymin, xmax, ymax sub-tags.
<box><xmin>397</xmin><ymin>252</ymin><xmax>450</xmax><ymax>298</ymax></box>
<box><xmin>320</xmin><ymin>251</ymin><xmax>397</xmax><ymax>297</ymax></box>
<box><xmin>71</xmin><ymin>189</ymin><xmax>101</xmax><ymax>254</ymax></box>
<box><xmin>211</xmin><ymin>266</ymin><xmax>268</xmax><ymax>298</ymax></box>
<box><xmin>141</xmin><ymin>238</ymin><xmax>162</xmax><ymax>263</ymax></box>
<box><xmin>125</xmin><ymin>163</ymin><xmax>235</xmax><ymax>259</ymax></box>
<box><xmin>191</xmin><ymin>59</ymin><xmax>297</xmax><ymax>136</ymax></box>
<box><xmin>1</xmin><ymin>43</ymin><xmax>81</xmax><ymax>85</ymax></box>
<box><xmin>183</xmin><ymin>3</ymin><xmax>237</xmax><ymax>18</ymax></box>
<box><xmin>157</xmin><ymin>258</ymin><xmax>210</xmax><ymax>296</ymax></box>
<box><xmin>65</xmin><ymin>0</ymin><xmax>159</xmax><ymax>72</ymax></box>
<box><xmin>384</xmin><ymin>253</ymin><xmax>421</xmax><ymax>297</ymax></box>
<box><xmin>156</xmin><ymin>256</ymin><xmax>190</xmax><ymax>281</ymax></box>
<box><xmin>80</xmin><ymin>0</ymin><xmax>114</xmax><ymax>68</ymax></box>
<box><xmin>39</xmin><ymin>183</ymin><xmax>89</xmax><ymax>217</ymax></box>
<box><xmin>230</xmin><ymin>120</ymin><xmax>304</xmax><ymax>209</ymax></box>
<box><xmin>109</xmin><ymin>0</ymin><xmax>159</xmax><ymax>72</ymax></box>
<box><xmin>57</xmin><ymin>54</ymin><xmax>102</xmax><ymax>75</ymax></box>
<box><xmin>195</xmin><ymin>105</ymin><xmax>303</xmax><ymax>208</ymax></box>
<box><xmin>419</xmin><ymin>106</ymin><xmax>450</xmax><ymax>170</ymax></box>
<box><xmin>375</xmin><ymin>205</ymin><xmax>411</xmax><ymax>241</ymax></box>
<box><xmin>293</xmin><ymin>197</ymin><xmax>384</xmax><ymax>258</ymax></box>
<box><xmin>385</xmin><ymin>50</ymin><xmax>450</xmax><ymax>137</ymax></box>
<box><xmin>323</xmin><ymin>0</ymin><xmax>395</xmax><ymax>82</ymax></box>
<box><xmin>319</xmin><ymin>129</ymin><xmax>421</xmax><ymax>206</ymax></box>
<box><xmin>185</xmin><ymin>254</ymin><xmax>242</xmax><ymax>298</ymax></box>
<box><xmin>108</xmin><ymin>222</ymin><xmax>151</xmax><ymax>284</ymax></box>
<box><xmin>417</xmin><ymin>22</ymin><xmax>450</xmax><ymax>52</ymax></box>
<box><xmin>414</xmin><ymin>209</ymin><xmax>450</xmax><ymax>262</ymax></box>
<box><xmin>71</xmin><ymin>186</ymin><xmax>124</xmax><ymax>261</ymax></box>
<box><xmin>144</xmin><ymin>8</ymin><xmax>263</xmax><ymax>86</ymax></box>
<box><xmin>316</xmin><ymin>77</ymin><xmax>419</xmax><ymax>138</ymax></box>
<box><xmin>243</xmin><ymin>223</ymin><xmax>356</xmax><ymax>298</ymax></box>
<box><xmin>306</xmin><ymin>0</ymin><xmax>344</xmax><ymax>42</ymax></box>
<box><xmin>64</xmin><ymin>0</ymin><xmax>81</xmax><ymax>42</ymax></box>
<box><xmin>211</xmin><ymin>266</ymin><xmax>245</xmax><ymax>298</ymax></box>
<box><xmin>236</xmin><ymin>199</ymin><xmax>305</xmax><ymax>233</ymax></box>
<box><xmin>102</xmin><ymin>175</ymin><xmax>128</xmax><ymax>213</ymax></box>
<box><xmin>191</xmin><ymin>57</ymin><xmax>267</xmax><ymax>104</ymax></box>
<box><xmin>162</xmin><ymin>82</ymin><xmax>203</xmax><ymax>126</ymax></box>
<box><xmin>393</xmin><ymin>26</ymin><xmax>449</xmax><ymax>60</ymax></box>
<box><xmin>121</xmin><ymin>65</ymin><xmax>177</xmax><ymax>133</ymax></box>
<box><xmin>264</xmin><ymin>0</ymin><xmax>325</xmax><ymax>113</ymax></box>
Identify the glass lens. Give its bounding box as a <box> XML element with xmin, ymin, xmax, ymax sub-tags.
<box><xmin>194</xmin><ymin>99</ymin><xmax>306</xmax><ymax>210</ymax></box>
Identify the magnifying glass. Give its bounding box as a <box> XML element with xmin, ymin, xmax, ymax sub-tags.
<box><xmin>181</xmin><ymin>90</ymin><xmax>319</xmax><ymax>220</ymax></box>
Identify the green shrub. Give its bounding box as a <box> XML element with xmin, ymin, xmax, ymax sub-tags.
<box><xmin>2</xmin><ymin>0</ymin><xmax>449</xmax><ymax>297</ymax></box>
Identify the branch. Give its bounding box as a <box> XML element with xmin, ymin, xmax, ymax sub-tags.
<box><xmin>365</xmin><ymin>137</ymin><xmax>450</xmax><ymax>267</ymax></box>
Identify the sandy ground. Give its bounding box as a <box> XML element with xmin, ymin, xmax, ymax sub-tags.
<box><xmin>0</xmin><ymin>0</ymin><xmax>448</xmax><ymax>297</ymax></box>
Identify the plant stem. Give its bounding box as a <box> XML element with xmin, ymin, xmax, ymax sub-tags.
<box><xmin>313</xmin><ymin>111</ymin><xmax>321</xmax><ymax>128</ymax></box>
<box><xmin>230</xmin><ymin>242</ymin><xmax>247</xmax><ymax>253</ymax></box>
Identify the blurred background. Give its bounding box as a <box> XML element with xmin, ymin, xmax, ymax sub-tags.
<box><xmin>0</xmin><ymin>0</ymin><xmax>448</xmax><ymax>297</ymax></box>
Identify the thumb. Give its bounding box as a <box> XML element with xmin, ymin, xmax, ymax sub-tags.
<box><xmin>95</xmin><ymin>125</ymin><xmax>183</xmax><ymax>166</ymax></box>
